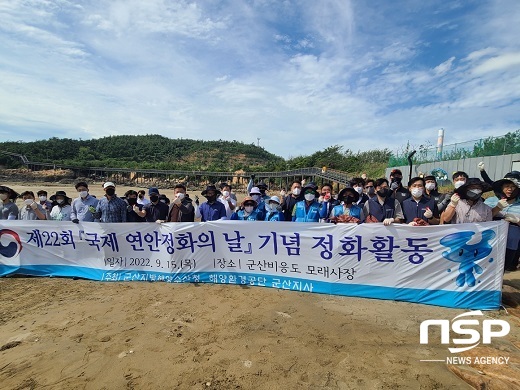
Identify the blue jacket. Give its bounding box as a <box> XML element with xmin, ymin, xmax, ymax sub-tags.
<box><xmin>292</xmin><ymin>200</ymin><xmax>323</xmax><ymax>222</ymax></box>
<box><xmin>331</xmin><ymin>204</ymin><xmax>362</xmax><ymax>219</ymax></box>
<box><xmin>231</xmin><ymin>209</ymin><xmax>262</xmax><ymax>221</ymax></box>
<box><xmin>265</xmin><ymin>211</ymin><xmax>285</xmax><ymax>221</ymax></box>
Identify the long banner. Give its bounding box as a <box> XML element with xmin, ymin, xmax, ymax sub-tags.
<box><xmin>0</xmin><ymin>220</ymin><xmax>507</xmax><ymax>309</ymax></box>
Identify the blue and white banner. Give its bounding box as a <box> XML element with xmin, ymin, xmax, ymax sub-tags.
<box><xmin>0</xmin><ymin>220</ymin><xmax>507</xmax><ymax>309</ymax></box>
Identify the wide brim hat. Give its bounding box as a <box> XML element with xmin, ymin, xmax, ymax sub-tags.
<box><xmin>454</xmin><ymin>178</ymin><xmax>492</xmax><ymax>199</ymax></box>
<box><xmin>303</xmin><ymin>182</ymin><xmax>319</xmax><ymax>197</ymax></box>
<box><xmin>241</xmin><ymin>196</ymin><xmax>258</xmax><ymax>207</ymax></box>
<box><xmin>53</xmin><ymin>190</ymin><xmax>71</xmax><ymax>202</ymax></box>
<box><xmin>492</xmin><ymin>171</ymin><xmax>520</xmax><ymax>193</ymax></box>
<box><xmin>201</xmin><ymin>185</ymin><xmax>221</xmax><ymax>197</ymax></box>
<box><xmin>266</xmin><ymin>196</ymin><xmax>281</xmax><ymax>204</ymax></box>
<box><xmin>338</xmin><ymin>186</ymin><xmax>359</xmax><ymax>202</ymax></box>
<box><xmin>0</xmin><ymin>185</ymin><xmax>19</xmax><ymax>200</ymax></box>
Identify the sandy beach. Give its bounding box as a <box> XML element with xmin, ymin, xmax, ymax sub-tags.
<box><xmin>1</xmin><ymin>181</ymin><xmax>520</xmax><ymax>389</ymax></box>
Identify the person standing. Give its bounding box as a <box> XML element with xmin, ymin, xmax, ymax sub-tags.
<box><xmin>164</xmin><ymin>184</ymin><xmax>195</xmax><ymax>222</ymax></box>
<box><xmin>70</xmin><ymin>182</ymin><xmax>99</xmax><ymax>223</ymax></box>
<box><xmin>0</xmin><ymin>185</ymin><xmax>19</xmax><ymax>220</ymax></box>
<box><xmin>281</xmin><ymin>180</ymin><xmax>303</xmax><ymax>222</ymax></box>
<box><xmin>36</xmin><ymin>189</ymin><xmax>53</xmax><ymax>212</ymax></box>
<box><xmin>137</xmin><ymin>190</ymin><xmax>150</xmax><ymax>206</ymax></box>
<box><xmin>48</xmin><ymin>191</ymin><xmax>72</xmax><ymax>221</ymax></box>
<box><xmin>142</xmin><ymin>187</ymin><xmax>169</xmax><ymax>223</ymax></box>
<box><xmin>195</xmin><ymin>185</ymin><xmax>227</xmax><ymax>221</ymax></box>
<box><xmin>350</xmin><ymin>177</ymin><xmax>370</xmax><ymax>207</ymax></box>
<box><xmin>330</xmin><ymin>186</ymin><xmax>365</xmax><ymax>222</ymax></box>
<box><xmin>440</xmin><ymin>178</ymin><xmax>492</xmax><ymax>224</ymax></box>
<box><xmin>218</xmin><ymin>183</ymin><xmax>237</xmax><ymax>219</ymax></box>
<box><xmin>389</xmin><ymin>169</ymin><xmax>410</xmax><ymax>205</ymax></box>
<box><xmin>124</xmin><ymin>190</ymin><xmax>146</xmax><ymax>222</ymax></box>
<box><xmin>231</xmin><ymin>197</ymin><xmax>263</xmax><ymax>221</ymax></box>
<box><xmin>18</xmin><ymin>191</ymin><xmax>46</xmax><ymax>220</ymax></box>
<box><xmin>292</xmin><ymin>182</ymin><xmax>324</xmax><ymax>222</ymax></box>
<box><xmin>264</xmin><ymin>196</ymin><xmax>284</xmax><ymax>221</ymax></box>
<box><xmin>95</xmin><ymin>182</ymin><xmax>127</xmax><ymax>223</ymax></box>
<box><xmin>402</xmin><ymin>177</ymin><xmax>439</xmax><ymax>225</ymax></box>
<box><xmin>363</xmin><ymin>178</ymin><xmax>404</xmax><ymax>225</ymax></box>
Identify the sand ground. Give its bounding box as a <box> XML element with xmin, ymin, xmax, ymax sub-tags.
<box><xmin>1</xmin><ymin>181</ymin><xmax>519</xmax><ymax>389</ymax></box>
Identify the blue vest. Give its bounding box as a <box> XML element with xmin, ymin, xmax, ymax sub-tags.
<box><xmin>367</xmin><ymin>196</ymin><xmax>395</xmax><ymax>222</ymax></box>
<box><xmin>402</xmin><ymin>196</ymin><xmax>436</xmax><ymax>223</ymax></box>
<box><xmin>293</xmin><ymin>200</ymin><xmax>321</xmax><ymax>222</ymax></box>
<box><xmin>265</xmin><ymin>211</ymin><xmax>284</xmax><ymax>221</ymax></box>
<box><xmin>332</xmin><ymin>204</ymin><xmax>362</xmax><ymax>219</ymax></box>
<box><xmin>255</xmin><ymin>201</ymin><xmax>266</xmax><ymax>220</ymax></box>
<box><xmin>234</xmin><ymin>209</ymin><xmax>261</xmax><ymax>221</ymax></box>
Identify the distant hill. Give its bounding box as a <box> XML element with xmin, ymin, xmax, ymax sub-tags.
<box><xmin>0</xmin><ymin>135</ymin><xmax>286</xmax><ymax>172</ymax></box>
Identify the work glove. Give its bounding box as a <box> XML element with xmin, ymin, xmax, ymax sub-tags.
<box><xmin>504</xmin><ymin>213</ymin><xmax>520</xmax><ymax>224</ymax></box>
<box><xmin>477</xmin><ymin>161</ymin><xmax>485</xmax><ymax>171</ymax></box>
<box><xmin>496</xmin><ymin>199</ymin><xmax>509</xmax><ymax>210</ymax></box>
<box><xmin>383</xmin><ymin>218</ymin><xmax>395</xmax><ymax>226</ymax></box>
<box><xmin>423</xmin><ymin>207</ymin><xmax>433</xmax><ymax>219</ymax></box>
<box><xmin>450</xmin><ymin>193</ymin><xmax>460</xmax><ymax>207</ymax></box>
<box><xmin>408</xmin><ymin>221</ymin><xmax>418</xmax><ymax>226</ymax></box>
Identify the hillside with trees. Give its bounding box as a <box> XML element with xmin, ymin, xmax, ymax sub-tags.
<box><xmin>0</xmin><ymin>135</ymin><xmax>391</xmax><ymax>178</ymax></box>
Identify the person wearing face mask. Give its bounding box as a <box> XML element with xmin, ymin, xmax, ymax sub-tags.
<box><xmin>440</xmin><ymin>178</ymin><xmax>492</xmax><ymax>224</ymax></box>
<box><xmin>438</xmin><ymin>171</ymin><xmax>469</xmax><ymax>213</ymax></box>
<box><xmin>364</xmin><ymin>179</ymin><xmax>377</xmax><ymax>199</ymax></box>
<box><xmin>402</xmin><ymin>177</ymin><xmax>439</xmax><ymax>225</ymax></box>
<box><xmin>246</xmin><ymin>175</ymin><xmax>270</xmax><ymax>202</ymax></box>
<box><xmin>485</xmin><ymin>172</ymin><xmax>520</xmax><ymax>271</ymax></box>
<box><xmin>292</xmin><ymin>182</ymin><xmax>324</xmax><ymax>222</ymax></box>
<box><xmin>350</xmin><ymin>178</ymin><xmax>370</xmax><ymax>207</ymax></box>
<box><xmin>330</xmin><ymin>186</ymin><xmax>365</xmax><ymax>222</ymax></box>
<box><xmin>0</xmin><ymin>185</ymin><xmax>19</xmax><ymax>220</ymax></box>
<box><xmin>36</xmin><ymin>189</ymin><xmax>53</xmax><ymax>212</ymax></box>
<box><xmin>389</xmin><ymin>169</ymin><xmax>410</xmax><ymax>205</ymax></box>
<box><xmin>70</xmin><ymin>182</ymin><xmax>99</xmax><ymax>223</ymax></box>
<box><xmin>281</xmin><ymin>181</ymin><xmax>303</xmax><ymax>222</ymax></box>
<box><xmin>18</xmin><ymin>191</ymin><xmax>46</xmax><ymax>220</ymax></box>
<box><xmin>231</xmin><ymin>197</ymin><xmax>263</xmax><ymax>221</ymax></box>
<box><xmin>363</xmin><ymin>178</ymin><xmax>404</xmax><ymax>225</ymax></box>
<box><xmin>163</xmin><ymin>184</ymin><xmax>195</xmax><ymax>222</ymax></box>
<box><xmin>95</xmin><ymin>182</ymin><xmax>127</xmax><ymax>222</ymax></box>
<box><xmin>249</xmin><ymin>187</ymin><xmax>266</xmax><ymax>221</ymax></box>
<box><xmin>318</xmin><ymin>183</ymin><xmax>339</xmax><ymax>221</ymax></box>
<box><xmin>218</xmin><ymin>183</ymin><xmax>237</xmax><ymax>219</ymax></box>
<box><xmin>143</xmin><ymin>187</ymin><xmax>169</xmax><ymax>223</ymax></box>
<box><xmin>264</xmin><ymin>196</ymin><xmax>284</xmax><ymax>221</ymax></box>
<box><xmin>195</xmin><ymin>185</ymin><xmax>227</xmax><ymax>221</ymax></box>
<box><xmin>137</xmin><ymin>190</ymin><xmax>150</xmax><ymax>206</ymax></box>
<box><xmin>123</xmin><ymin>190</ymin><xmax>146</xmax><ymax>222</ymax></box>
<box><xmin>48</xmin><ymin>190</ymin><xmax>72</xmax><ymax>221</ymax></box>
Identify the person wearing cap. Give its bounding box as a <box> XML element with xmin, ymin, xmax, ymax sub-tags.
<box><xmin>195</xmin><ymin>185</ymin><xmax>227</xmax><ymax>221</ymax></box>
<box><xmin>318</xmin><ymin>183</ymin><xmax>340</xmax><ymax>222</ymax></box>
<box><xmin>485</xmin><ymin>172</ymin><xmax>520</xmax><ymax>271</ymax></box>
<box><xmin>18</xmin><ymin>191</ymin><xmax>46</xmax><ymax>220</ymax></box>
<box><xmin>389</xmin><ymin>169</ymin><xmax>410</xmax><ymax>205</ymax></box>
<box><xmin>350</xmin><ymin>178</ymin><xmax>370</xmax><ymax>207</ymax></box>
<box><xmin>0</xmin><ymin>185</ymin><xmax>19</xmax><ymax>220</ymax></box>
<box><xmin>402</xmin><ymin>177</ymin><xmax>439</xmax><ymax>226</ymax></box>
<box><xmin>142</xmin><ymin>187</ymin><xmax>169</xmax><ymax>223</ymax></box>
<box><xmin>249</xmin><ymin>186</ymin><xmax>266</xmax><ymax>220</ymax></box>
<box><xmin>36</xmin><ymin>190</ymin><xmax>53</xmax><ymax>211</ymax></box>
<box><xmin>363</xmin><ymin>178</ymin><xmax>404</xmax><ymax>225</ymax></box>
<box><xmin>292</xmin><ymin>182</ymin><xmax>324</xmax><ymax>222</ymax></box>
<box><xmin>264</xmin><ymin>196</ymin><xmax>284</xmax><ymax>221</ymax></box>
<box><xmin>218</xmin><ymin>183</ymin><xmax>237</xmax><ymax>219</ymax></box>
<box><xmin>281</xmin><ymin>180</ymin><xmax>303</xmax><ymax>222</ymax></box>
<box><xmin>329</xmin><ymin>186</ymin><xmax>364</xmax><ymax>222</ymax></box>
<box><xmin>95</xmin><ymin>182</ymin><xmax>127</xmax><ymax>222</ymax></box>
<box><xmin>48</xmin><ymin>190</ymin><xmax>72</xmax><ymax>221</ymax></box>
<box><xmin>440</xmin><ymin>178</ymin><xmax>492</xmax><ymax>224</ymax></box>
<box><xmin>124</xmin><ymin>190</ymin><xmax>146</xmax><ymax>222</ymax></box>
<box><xmin>231</xmin><ymin>197</ymin><xmax>263</xmax><ymax>221</ymax></box>
<box><xmin>70</xmin><ymin>182</ymin><xmax>99</xmax><ymax>223</ymax></box>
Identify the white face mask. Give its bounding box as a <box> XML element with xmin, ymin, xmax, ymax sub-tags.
<box><xmin>292</xmin><ymin>187</ymin><xmax>301</xmax><ymax>196</ymax></box>
<box><xmin>269</xmin><ymin>203</ymin><xmax>279</xmax><ymax>212</ymax></box>
<box><xmin>0</xmin><ymin>194</ymin><xmax>8</xmax><ymax>201</ymax></box>
<box><xmin>176</xmin><ymin>193</ymin><xmax>185</xmax><ymax>200</ymax></box>
<box><xmin>251</xmin><ymin>194</ymin><xmax>261</xmax><ymax>202</ymax></box>
<box><xmin>39</xmin><ymin>195</ymin><xmax>47</xmax><ymax>202</ymax></box>
<box><xmin>411</xmin><ymin>188</ymin><xmax>423</xmax><ymax>198</ymax></box>
<box><xmin>222</xmin><ymin>191</ymin><xmax>230</xmax><ymax>197</ymax></box>
<box><xmin>79</xmin><ymin>190</ymin><xmax>88</xmax><ymax>198</ymax></box>
<box><xmin>425</xmin><ymin>183</ymin><xmax>436</xmax><ymax>191</ymax></box>
<box><xmin>354</xmin><ymin>186</ymin><xmax>363</xmax><ymax>194</ymax></box>
<box><xmin>454</xmin><ymin>180</ymin><xmax>465</xmax><ymax>189</ymax></box>
<box><xmin>57</xmin><ymin>199</ymin><xmax>65</xmax><ymax>204</ymax></box>
<box><xmin>24</xmin><ymin>199</ymin><xmax>34</xmax><ymax>205</ymax></box>
<box><xmin>304</xmin><ymin>193</ymin><xmax>315</xmax><ymax>201</ymax></box>
<box><xmin>244</xmin><ymin>206</ymin><xmax>254</xmax><ymax>213</ymax></box>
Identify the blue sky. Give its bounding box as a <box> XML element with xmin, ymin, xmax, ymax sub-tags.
<box><xmin>1</xmin><ymin>0</ymin><xmax>519</xmax><ymax>159</ymax></box>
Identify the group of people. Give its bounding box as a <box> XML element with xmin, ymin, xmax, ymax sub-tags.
<box><xmin>1</xmin><ymin>161</ymin><xmax>518</xmax><ymax>271</ymax></box>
